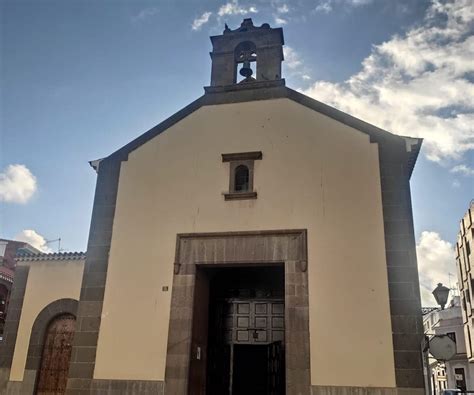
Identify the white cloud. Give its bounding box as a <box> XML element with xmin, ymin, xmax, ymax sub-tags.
<box><xmin>452</xmin><ymin>179</ymin><xmax>461</xmax><ymax>188</ymax></box>
<box><xmin>314</xmin><ymin>0</ymin><xmax>372</xmax><ymax>13</ymax></box>
<box><xmin>274</xmin><ymin>16</ymin><xmax>287</xmax><ymax>25</ymax></box>
<box><xmin>218</xmin><ymin>0</ymin><xmax>258</xmax><ymax>17</ymax></box>
<box><xmin>277</xmin><ymin>4</ymin><xmax>289</xmax><ymax>13</ymax></box>
<box><xmin>15</xmin><ymin>229</ymin><xmax>52</xmax><ymax>253</ymax></box>
<box><xmin>283</xmin><ymin>46</ymin><xmax>302</xmax><ymax>69</ymax></box>
<box><xmin>347</xmin><ymin>0</ymin><xmax>372</xmax><ymax>5</ymax></box>
<box><xmin>0</xmin><ymin>164</ymin><xmax>37</xmax><ymax>204</ymax></box>
<box><xmin>283</xmin><ymin>46</ymin><xmax>313</xmax><ymax>83</ymax></box>
<box><xmin>273</xmin><ymin>2</ymin><xmax>289</xmax><ymax>25</ymax></box>
<box><xmin>451</xmin><ymin>164</ymin><xmax>474</xmax><ymax>176</ymax></box>
<box><xmin>417</xmin><ymin>231</ymin><xmax>456</xmax><ymax>307</ymax></box>
<box><xmin>315</xmin><ymin>1</ymin><xmax>332</xmax><ymax>13</ymax></box>
<box><xmin>304</xmin><ymin>0</ymin><xmax>474</xmax><ymax>163</ymax></box>
<box><xmin>192</xmin><ymin>11</ymin><xmax>212</xmax><ymax>31</ymax></box>
<box><xmin>131</xmin><ymin>7</ymin><xmax>159</xmax><ymax>23</ymax></box>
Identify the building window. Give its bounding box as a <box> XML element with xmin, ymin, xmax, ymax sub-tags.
<box><xmin>447</xmin><ymin>332</ymin><xmax>456</xmax><ymax>343</ymax></box>
<box><xmin>463</xmin><ymin>244</ymin><xmax>471</xmax><ymax>270</ymax></box>
<box><xmin>222</xmin><ymin>151</ymin><xmax>262</xmax><ymax>200</ymax></box>
<box><xmin>468</xmin><ymin>328</ymin><xmax>473</xmax><ymax>358</ymax></box>
<box><xmin>454</xmin><ymin>367</ymin><xmax>467</xmax><ymax>391</ymax></box>
<box><xmin>458</xmin><ymin>258</ymin><xmax>464</xmax><ymax>282</ymax></box>
<box><xmin>234</xmin><ymin>165</ymin><xmax>249</xmax><ymax>192</ymax></box>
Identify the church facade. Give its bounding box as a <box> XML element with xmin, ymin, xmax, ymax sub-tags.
<box><xmin>0</xmin><ymin>19</ymin><xmax>424</xmax><ymax>395</ymax></box>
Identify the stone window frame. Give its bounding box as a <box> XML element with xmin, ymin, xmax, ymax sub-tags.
<box><xmin>222</xmin><ymin>151</ymin><xmax>262</xmax><ymax>200</ymax></box>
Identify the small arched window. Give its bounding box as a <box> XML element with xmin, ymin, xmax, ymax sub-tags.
<box><xmin>222</xmin><ymin>151</ymin><xmax>261</xmax><ymax>200</ymax></box>
<box><xmin>234</xmin><ymin>165</ymin><xmax>249</xmax><ymax>192</ymax></box>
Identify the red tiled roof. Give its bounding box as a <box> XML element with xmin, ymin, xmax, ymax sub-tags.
<box><xmin>0</xmin><ymin>266</ymin><xmax>14</xmax><ymax>283</ymax></box>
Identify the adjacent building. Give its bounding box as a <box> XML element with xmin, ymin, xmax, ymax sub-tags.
<box><xmin>424</xmin><ymin>296</ymin><xmax>474</xmax><ymax>393</ymax></box>
<box><xmin>0</xmin><ymin>240</ymin><xmax>39</xmax><ymax>338</ymax></box>
<box><xmin>457</xmin><ymin>202</ymin><xmax>474</xmax><ymax>361</ymax></box>
<box><xmin>0</xmin><ymin>19</ymin><xmax>425</xmax><ymax>395</ymax></box>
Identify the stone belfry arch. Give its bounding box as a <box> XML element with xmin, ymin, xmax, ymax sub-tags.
<box><xmin>209</xmin><ymin>18</ymin><xmax>284</xmax><ymax>86</ymax></box>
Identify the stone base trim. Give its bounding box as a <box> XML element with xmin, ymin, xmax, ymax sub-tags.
<box><xmin>311</xmin><ymin>386</ymin><xmax>425</xmax><ymax>395</ymax></box>
<box><xmin>1</xmin><ymin>369</ymin><xmax>37</xmax><ymax>395</ymax></box>
<box><xmin>3</xmin><ymin>376</ymin><xmax>426</xmax><ymax>395</ymax></box>
<box><xmin>88</xmin><ymin>379</ymin><xmax>164</xmax><ymax>394</ymax></box>
<box><xmin>0</xmin><ymin>368</ymin><xmax>10</xmax><ymax>393</ymax></box>
<box><xmin>2</xmin><ymin>374</ymin><xmax>164</xmax><ymax>395</ymax></box>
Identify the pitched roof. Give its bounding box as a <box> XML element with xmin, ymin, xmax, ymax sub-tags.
<box><xmin>101</xmin><ymin>80</ymin><xmax>422</xmax><ymax>177</ymax></box>
<box><xmin>16</xmin><ymin>251</ymin><xmax>86</xmax><ymax>262</ymax></box>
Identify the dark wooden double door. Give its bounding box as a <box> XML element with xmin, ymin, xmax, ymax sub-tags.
<box><xmin>35</xmin><ymin>314</ymin><xmax>76</xmax><ymax>395</ymax></box>
<box><xmin>207</xmin><ymin>299</ymin><xmax>285</xmax><ymax>395</ymax></box>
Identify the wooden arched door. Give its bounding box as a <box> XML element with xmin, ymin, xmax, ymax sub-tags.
<box><xmin>36</xmin><ymin>314</ymin><xmax>76</xmax><ymax>395</ymax></box>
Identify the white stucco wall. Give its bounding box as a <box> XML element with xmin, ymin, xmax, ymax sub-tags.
<box><xmin>94</xmin><ymin>98</ymin><xmax>396</xmax><ymax>387</ymax></box>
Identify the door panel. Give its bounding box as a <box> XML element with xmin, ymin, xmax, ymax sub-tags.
<box><xmin>233</xmin><ymin>345</ymin><xmax>268</xmax><ymax>395</ymax></box>
<box><xmin>224</xmin><ymin>300</ymin><xmax>284</xmax><ymax>345</ymax></box>
<box><xmin>207</xmin><ymin>344</ymin><xmax>231</xmax><ymax>394</ymax></box>
<box><xmin>36</xmin><ymin>314</ymin><xmax>76</xmax><ymax>395</ymax></box>
<box><xmin>207</xmin><ymin>298</ymin><xmax>285</xmax><ymax>394</ymax></box>
<box><xmin>268</xmin><ymin>341</ymin><xmax>284</xmax><ymax>395</ymax></box>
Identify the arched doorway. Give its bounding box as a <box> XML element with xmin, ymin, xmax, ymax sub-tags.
<box><xmin>35</xmin><ymin>314</ymin><xmax>76</xmax><ymax>395</ymax></box>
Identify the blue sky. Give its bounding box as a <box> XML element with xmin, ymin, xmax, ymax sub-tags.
<box><xmin>1</xmin><ymin>0</ymin><xmax>473</xmax><ymax>304</ymax></box>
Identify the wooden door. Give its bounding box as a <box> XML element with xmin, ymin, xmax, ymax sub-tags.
<box><xmin>224</xmin><ymin>300</ymin><xmax>284</xmax><ymax>345</ymax></box>
<box><xmin>36</xmin><ymin>314</ymin><xmax>76</xmax><ymax>395</ymax></box>
<box><xmin>267</xmin><ymin>341</ymin><xmax>284</xmax><ymax>395</ymax></box>
<box><xmin>207</xmin><ymin>344</ymin><xmax>231</xmax><ymax>394</ymax></box>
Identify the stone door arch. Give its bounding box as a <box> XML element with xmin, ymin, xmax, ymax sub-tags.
<box><xmin>23</xmin><ymin>299</ymin><xmax>78</xmax><ymax>394</ymax></box>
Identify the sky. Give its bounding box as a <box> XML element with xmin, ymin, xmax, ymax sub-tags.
<box><xmin>1</xmin><ymin>0</ymin><xmax>473</xmax><ymax>306</ymax></box>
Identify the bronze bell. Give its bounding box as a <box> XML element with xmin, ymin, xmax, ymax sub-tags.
<box><xmin>239</xmin><ymin>60</ymin><xmax>253</xmax><ymax>78</ymax></box>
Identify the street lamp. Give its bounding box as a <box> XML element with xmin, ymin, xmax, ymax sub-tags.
<box><xmin>432</xmin><ymin>283</ymin><xmax>450</xmax><ymax>310</ymax></box>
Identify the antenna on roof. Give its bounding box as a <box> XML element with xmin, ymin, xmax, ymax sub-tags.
<box><xmin>45</xmin><ymin>238</ymin><xmax>62</xmax><ymax>253</ymax></box>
